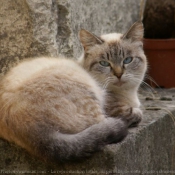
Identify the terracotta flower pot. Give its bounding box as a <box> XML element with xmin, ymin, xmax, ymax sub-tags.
<box><xmin>143</xmin><ymin>38</ymin><xmax>175</xmax><ymax>88</ymax></box>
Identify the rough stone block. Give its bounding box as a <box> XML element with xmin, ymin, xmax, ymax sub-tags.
<box><xmin>0</xmin><ymin>0</ymin><xmax>141</xmax><ymax>75</ymax></box>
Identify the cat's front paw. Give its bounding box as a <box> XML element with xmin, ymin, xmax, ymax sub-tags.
<box><xmin>120</xmin><ymin>107</ymin><xmax>142</xmax><ymax>128</ymax></box>
<box><xmin>129</xmin><ymin>108</ymin><xmax>142</xmax><ymax>127</ymax></box>
<box><xmin>108</xmin><ymin>104</ymin><xmax>132</xmax><ymax>117</ymax></box>
<box><xmin>107</xmin><ymin>104</ymin><xmax>142</xmax><ymax>127</ymax></box>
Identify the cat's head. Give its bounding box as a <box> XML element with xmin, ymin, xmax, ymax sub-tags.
<box><xmin>79</xmin><ymin>22</ymin><xmax>147</xmax><ymax>91</ymax></box>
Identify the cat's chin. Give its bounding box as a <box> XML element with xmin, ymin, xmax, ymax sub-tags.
<box><xmin>113</xmin><ymin>81</ymin><xmax>125</xmax><ymax>87</ymax></box>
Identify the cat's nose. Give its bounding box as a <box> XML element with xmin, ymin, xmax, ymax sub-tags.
<box><xmin>115</xmin><ymin>72</ymin><xmax>123</xmax><ymax>79</ymax></box>
<box><xmin>114</xmin><ymin>66</ymin><xmax>123</xmax><ymax>79</ymax></box>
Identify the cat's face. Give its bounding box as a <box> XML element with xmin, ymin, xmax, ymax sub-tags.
<box><xmin>79</xmin><ymin>22</ymin><xmax>147</xmax><ymax>91</ymax></box>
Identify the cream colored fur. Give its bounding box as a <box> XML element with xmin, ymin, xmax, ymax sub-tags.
<box><xmin>79</xmin><ymin>21</ymin><xmax>147</xmax><ymax>121</ymax></box>
<box><xmin>100</xmin><ymin>33</ymin><xmax>144</xmax><ymax>108</ymax></box>
<box><xmin>101</xmin><ymin>33</ymin><xmax>123</xmax><ymax>42</ymax></box>
<box><xmin>4</xmin><ymin>57</ymin><xmax>105</xmax><ymax>108</ymax></box>
<box><xmin>0</xmin><ymin>55</ymin><xmax>135</xmax><ymax>163</ymax></box>
<box><xmin>0</xmin><ymin>22</ymin><xmax>145</xmax><ymax>163</ymax></box>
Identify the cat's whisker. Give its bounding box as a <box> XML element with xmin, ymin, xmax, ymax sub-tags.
<box><xmin>145</xmin><ymin>75</ymin><xmax>161</xmax><ymax>88</ymax></box>
<box><xmin>102</xmin><ymin>80</ymin><xmax>109</xmax><ymax>89</ymax></box>
<box><xmin>130</xmin><ymin>75</ymin><xmax>156</xmax><ymax>93</ymax></box>
<box><xmin>141</xmin><ymin>81</ymin><xmax>156</xmax><ymax>94</ymax></box>
<box><xmin>102</xmin><ymin>77</ymin><xmax>114</xmax><ymax>90</ymax></box>
<box><xmin>133</xmin><ymin>74</ymin><xmax>154</xmax><ymax>85</ymax></box>
<box><xmin>125</xmin><ymin>76</ymin><xmax>154</xmax><ymax>96</ymax></box>
<box><xmin>0</xmin><ymin>98</ymin><xmax>13</xmax><ymax>114</ymax></box>
<box><xmin>132</xmin><ymin>79</ymin><xmax>156</xmax><ymax>98</ymax></box>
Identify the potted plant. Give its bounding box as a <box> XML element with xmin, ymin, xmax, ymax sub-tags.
<box><xmin>142</xmin><ymin>0</ymin><xmax>175</xmax><ymax>88</ymax></box>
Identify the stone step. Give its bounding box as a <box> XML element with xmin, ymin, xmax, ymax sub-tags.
<box><xmin>1</xmin><ymin>89</ymin><xmax>175</xmax><ymax>174</ymax></box>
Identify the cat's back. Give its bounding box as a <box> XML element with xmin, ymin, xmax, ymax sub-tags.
<box><xmin>3</xmin><ymin>57</ymin><xmax>86</xmax><ymax>89</ymax></box>
<box><xmin>1</xmin><ymin>57</ymin><xmax>104</xmax><ymax>106</ymax></box>
<box><xmin>3</xmin><ymin>58</ymin><xmax>97</xmax><ymax>90</ymax></box>
<box><xmin>0</xmin><ymin>57</ymin><xmax>105</xmax><ymax>134</ymax></box>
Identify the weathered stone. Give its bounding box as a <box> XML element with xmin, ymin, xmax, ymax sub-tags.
<box><xmin>57</xmin><ymin>0</ymin><xmax>141</xmax><ymax>58</ymax></box>
<box><xmin>0</xmin><ymin>0</ymin><xmax>141</xmax><ymax>76</ymax></box>
<box><xmin>0</xmin><ymin>0</ymin><xmax>58</xmax><ymax>76</ymax></box>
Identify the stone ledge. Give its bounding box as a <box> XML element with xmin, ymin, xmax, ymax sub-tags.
<box><xmin>0</xmin><ymin>89</ymin><xmax>175</xmax><ymax>175</ymax></box>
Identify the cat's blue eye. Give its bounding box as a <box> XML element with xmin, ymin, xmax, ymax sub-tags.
<box><xmin>123</xmin><ymin>57</ymin><xmax>133</xmax><ymax>64</ymax></box>
<box><xmin>99</xmin><ymin>61</ymin><xmax>110</xmax><ymax>67</ymax></box>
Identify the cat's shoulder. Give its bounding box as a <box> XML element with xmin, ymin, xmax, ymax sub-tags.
<box><xmin>6</xmin><ymin>56</ymin><xmax>80</xmax><ymax>76</ymax></box>
<box><xmin>15</xmin><ymin>57</ymin><xmax>77</xmax><ymax>70</ymax></box>
<box><xmin>2</xmin><ymin>57</ymin><xmax>82</xmax><ymax>90</ymax></box>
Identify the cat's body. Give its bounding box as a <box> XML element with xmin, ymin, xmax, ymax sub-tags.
<box><xmin>79</xmin><ymin>22</ymin><xmax>147</xmax><ymax>119</ymax></box>
<box><xmin>0</xmin><ymin>22</ymin><xmax>147</xmax><ymax>163</ymax></box>
<box><xmin>0</xmin><ymin>56</ymin><xmax>129</xmax><ymax>163</ymax></box>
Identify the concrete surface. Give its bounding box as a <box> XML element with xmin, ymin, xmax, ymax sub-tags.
<box><xmin>0</xmin><ymin>0</ymin><xmax>141</xmax><ymax>76</ymax></box>
<box><xmin>0</xmin><ymin>89</ymin><xmax>175</xmax><ymax>175</ymax></box>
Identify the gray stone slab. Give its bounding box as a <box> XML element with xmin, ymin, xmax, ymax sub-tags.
<box><xmin>0</xmin><ymin>89</ymin><xmax>175</xmax><ymax>175</ymax></box>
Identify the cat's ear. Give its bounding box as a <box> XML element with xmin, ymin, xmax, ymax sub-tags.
<box><xmin>79</xmin><ymin>29</ymin><xmax>104</xmax><ymax>51</ymax></box>
<box><xmin>122</xmin><ymin>21</ymin><xmax>144</xmax><ymax>42</ymax></box>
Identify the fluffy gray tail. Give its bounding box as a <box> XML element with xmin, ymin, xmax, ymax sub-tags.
<box><xmin>36</xmin><ymin>117</ymin><xmax>128</xmax><ymax>163</ymax></box>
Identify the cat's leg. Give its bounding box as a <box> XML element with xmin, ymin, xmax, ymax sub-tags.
<box><xmin>106</xmin><ymin>104</ymin><xmax>142</xmax><ymax>127</ymax></box>
<box><xmin>36</xmin><ymin>104</ymin><xmax>141</xmax><ymax>162</ymax></box>
<box><xmin>129</xmin><ymin>107</ymin><xmax>142</xmax><ymax>127</ymax></box>
<box><xmin>0</xmin><ymin>106</ymin><xmax>139</xmax><ymax>164</ymax></box>
<box><xmin>117</xmin><ymin>106</ymin><xmax>142</xmax><ymax>127</ymax></box>
<box><xmin>21</xmin><ymin>113</ymin><xmax>138</xmax><ymax>163</ymax></box>
<box><xmin>0</xmin><ymin>117</ymin><xmax>127</xmax><ymax>163</ymax></box>
<box><xmin>105</xmin><ymin>93</ymin><xmax>142</xmax><ymax>127</ymax></box>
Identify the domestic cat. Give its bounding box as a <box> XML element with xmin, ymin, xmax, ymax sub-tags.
<box><xmin>0</xmin><ymin>22</ymin><xmax>146</xmax><ymax>163</ymax></box>
<box><xmin>79</xmin><ymin>21</ymin><xmax>147</xmax><ymax>123</ymax></box>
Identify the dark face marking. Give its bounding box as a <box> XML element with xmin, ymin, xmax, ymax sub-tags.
<box><xmin>83</xmin><ymin>39</ymin><xmax>146</xmax><ymax>89</ymax></box>
<box><xmin>80</xmin><ymin>21</ymin><xmax>147</xmax><ymax>90</ymax></box>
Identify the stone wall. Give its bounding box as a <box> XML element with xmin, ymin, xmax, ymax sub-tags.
<box><xmin>0</xmin><ymin>0</ymin><xmax>141</xmax><ymax>76</ymax></box>
<box><xmin>3</xmin><ymin>1</ymin><xmax>175</xmax><ymax>175</ymax></box>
